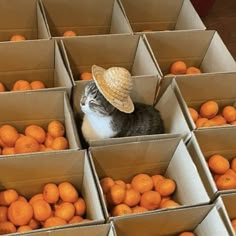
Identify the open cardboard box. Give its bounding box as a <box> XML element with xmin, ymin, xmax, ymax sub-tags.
<box><xmin>30</xmin><ymin>223</ymin><xmax>116</xmax><ymax>236</ymax></box>
<box><xmin>216</xmin><ymin>193</ymin><xmax>236</xmax><ymax>236</ymax></box>
<box><xmin>0</xmin><ymin>0</ymin><xmax>49</xmax><ymax>41</ymax></box>
<box><xmin>40</xmin><ymin>0</ymin><xmax>132</xmax><ymax>38</ymax></box>
<box><xmin>88</xmin><ymin>137</ymin><xmax>210</xmax><ymax>221</ymax></box>
<box><xmin>144</xmin><ymin>30</ymin><xmax>236</xmax><ymax>98</ymax></box>
<box><xmin>187</xmin><ymin>127</ymin><xmax>236</xmax><ymax>201</ymax></box>
<box><xmin>173</xmin><ymin>72</ymin><xmax>236</xmax><ymax>131</ymax></box>
<box><xmin>118</xmin><ymin>0</ymin><xmax>205</xmax><ymax>33</ymax></box>
<box><xmin>72</xmin><ymin>76</ymin><xmax>191</xmax><ymax>148</ymax></box>
<box><xmin>113</xmin><ymin>204</ymin><xmax>229</xmax><ymax>236</ymax></box>
<box><xmin>0</xmin><ymin>40</ymin><xmax>73</xmax><ymax>97</ymax></box>
<box><xmin>0</xmin><ymin>150</ymin><xmax>105</xmax><ymax>234</ymax></box>
<box><xmin>59</xmin><ymin>34</ymin><xmax>161</xmax><ymax>85</ymax></box>
<box><xmin>0</xmin><ymin>90</ymin><xmax>81</xmax><ymax>157</ymax></box>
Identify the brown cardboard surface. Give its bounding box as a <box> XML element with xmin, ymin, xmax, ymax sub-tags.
<box><xmin>0</xmin><ymin>90</ymin><xmax>81</xmax><ymax>155</ymax></box>
<box><xmin>0</xmin><ymin>0</ymin><xmax>49</xmax><ymax>41</ymax></box>
<box><xmin>118</xmin><ymin>0</ymin><xmax>205</xmax><ymax>32</ymax></box>
<box><xmin>73</xmin><ymin>76</ymin><xmax>190</xmax><ymax>147</ymax></box>
<box><xmin>187</xmin><ymin>127</ymin><xmax>236</xmax><ymax>200</ymax></box>
<box><xmin>113</xmin><ymin>204</ymin><xmax>229</xmax><ymax>236</ymax></box>
<box><xmin>59</xmin><ymin>34</ymin><xmax>160</xmax><ymax>83</ymax></box>
<box><xmin>0</xmin><ymin>39</ymin><xmax>73</xmax><ymax>97</ymax></box>
<box><xmin>40</xmin><ymin>0</ymin><xmax>132</xmax><ymax>37</ymax></box>
<box><xmin>89</xmin><ymin>137</ymin><xmax>210</xmax><ymax>221</ymax></box>
<box><xmin>0</xmin><ymin>150</ymin><xmax>105</xmax><ymax>234</ymax></box>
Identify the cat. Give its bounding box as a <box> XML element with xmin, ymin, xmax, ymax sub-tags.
<box><xmin>80</xmin><ymin>81</ymin><xmax>165</xmax><ymax>142</ymax></box>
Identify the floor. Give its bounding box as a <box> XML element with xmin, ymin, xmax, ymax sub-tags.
<box><xmin>202</xmin><ymin>0</ymin><xmax>236</xmax><ymax>59</ymax></box>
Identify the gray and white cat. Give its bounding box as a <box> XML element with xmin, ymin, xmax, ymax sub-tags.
<box><xmin>80</xmin><ymin>81</ymin><xmax>164</xmax><ymax>142</ymax></box>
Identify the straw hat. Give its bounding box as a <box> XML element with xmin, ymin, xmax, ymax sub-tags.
<box><xmin>91</xmin><ymin>65</ymin><xmax>134</xmax><ymax>113</ymax></box>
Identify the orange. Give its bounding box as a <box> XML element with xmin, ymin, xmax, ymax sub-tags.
<box><xmin>0</xmin><ymin>189</ymin><xmax>19</xmax><ymax>206</ymax></box>
<box><xmin>51</xmin><ymin>136</ymin><xmax>69</xmax><ymax>150</ymax></box>
<box><xmin>43</xmin><ymin>183</ymin><xmax>59</xmax><ymax>204</ymax></box>
<box><xmin>154</xmin><ymin>178</ymin><xmax>176</xmax><ymax>197</ymax></box>
<box><xmin>28</xmin><ymin>218</ymin><xmax>40</xmax><ymax>230</ymax></box>
<box><xmin>63</xmin><ymin>30</ymin><xmax>77</xmax><ymax>37</ymax></box>
<box><xmin>43</xmin><ymin>216</ymin><xmax>67</xmax><ymax>228</ymax></box>
<box><xmin>29</xmin><ymin>193</ymin><xmax>44</xmax><ymax>205</ymax></box>
<box><xmin>18</xmin><ymin>196</ymin><xmax>27</xmax><ymax>202</ymax></box>
<box><xmin>199</xmin><ymin>100</ymin><xmax>219</xmax><ymax>119</ymax></box>
<box><xmin>186</xmin><ymin>66</ymin><xmax>202</xmax><ymax>74</ymax></box>
<box><xmin>139</xmin><ymin>190</ymin><xmax>161</xmax><ymax>210</ymax></box>
<box><xmin>12</xmin><ymin>80</ymin><xmax>31</xmax><ymax>91</ymax></box>
<box><xmin>131</xmin><ymin>206</ymin><xmax>148</xmax><ymax>214</ymax></box>
<box><xmin>44</xmin><ymin>133</ymin><xmax>54</xmax><ymax>148</ymax></box>
<box><xmin>8</xmin><ymin>200</ymin><xmax>33</xmax><ymax>226</ymax></box>
<box><xmin>151</xmin><ymin>174</ymin><xmax>165</xmax><ymax>187</ymax></box>
<box><xmin>15</xmin><ymin>135</ymin><xmax>40</xmax><ymax>154</ymax></box>
<box><xmin>123</xmin><ymin>188</ymin><xmax>141</xmax><ymax>207</ymax></box>
<box><xmin>100</xmin><ymin>177</ymin><xmax>115</xmax><ymax>194</ymax></box>
<box><xmin>0</xmin><ymin>82</ymin><xmax>6</xmax><ymax>92</ymax></box>
<box><xmin>58</xmin><ymin>182</ymin><xmax>79</xmax><ymax>203</ymax></box>
<box><xmin>80</xmin><ymin>72</ymin><xmax>93</xmax><ymax>81</ymax></box>
<box><xmin>160</xmin><ymin>199</ymin><xmax>180</xmax><ymax>209</ymax></box>
<box><xmin>2</xmin><ymin>147</ymin><xmax>15</xmax><ymax>155</ymax></box>
<box><xmin>222</xmin><ymin>105</ymin><xmax>236</xmax><ymax>123</ymax></box>
<box><xmin>131</xmin><ymin>173</ymin><xmax>154</xmax><ymax>194</ymax></box>
<box><xmin>17</xmin><ymin>225</ymin><xmax>33</xmax><ymax>232</ymax></box>
<box><xmin>74</xmin><ymin>197</ymin><xmax>86</xmax><ymax>216</ymax></box>
<box><xmin>69</xmin><ymin>215</ymin><xmax>83</xmax><ymax>224</ymax></box>
<box><xmin>231</xmin><ymin>218</ymin><xmax>236</xmax><ymax>227</ymax></box>
<box><xmin>47</xmin><ymin>120</ymin><xmax>65</xmax><ymax>138</ymax></box>
<box><xmin>0</xmin><ymin>206</ymin><xmax>8</xmax><ymax>222</ymax></box>
<box><xmin>115</xmin><ymin>180</ymin><xmax>126</xmax><ymax>189</ymax></box>
<box><xmin>179</xmin><ymin>232</ymin><xmax>195</xmax><ymax>236</ymax></box>
<box><xmin>106</xmin><ymin>183</ymin><xmax>126</xmax><ymax>205</ymax></box>
<box><xmin>30</xmin><ymin>80</ymin><xmax>46</xmax><ymax>90</ymax></box>
<box><xmin>160</xmin><ymin>196</ymin><xmax>171</xmax><ymax>205</ymax></box>
<box><xmin>54</xmin><ymin>202</ymin><xmax>75</xmax><ymax>222</ymax></box>
<box><xmin>231</xmin><ymin>157</ymin><xmax>236</xmax><ymax>172</ymax></box>
<box><xmin>195</xmin><ymin>117</ymin><xmax>208</xmax><ymax>128</ymax></box>
<box><xmin>126</xmin><ymin>183</ymin><xmax>132</xmax><ymax>189</ymax></box>
<box><xmin>170</xmin><ymin>61</ymin><xmax>187</xmax><ymax>75</ymax></box>
<box><xmin>208</xmin><ymin>154</ymin><xmax>230</xmax><ymax>174</ymax></box>
<box><xmin>0</xmin><ymin>221</ymin><xmax>16</xmax><ymax>234</ymax></box>
<box><xmin>0</xmin><ymin>125</ymin><xmax>19</xmax><ymax>147</ymax></box>
<box><xmin>31</xmin><ymin>199</ymin><xmax>52</xmax><ymax>222</ymax></box>
<box><xmin>188</xmin><ymin>107</ymin><xmax>199</xmax><ymax>122</ymax></box>
<box><xmin>225</xmin><ymin>168</ymin><xmax>236</xmax><ymax>179</ymax></box>
<box><xmin>216</xmin><ymin>174</ymin><xmax>236</xmax><ymax>190</ymax></box>
<box><xmin>210</xmin><ymin>115</ymin><xmax>227</xmax><ymax>126</ymax></box>
<box><xmin>111</xmin><ymin>203</ymin><xmax>132</xmax><ymax>217</ymax></box>
<box><xmin>25</xmin><ymin>124</ymin><xmax>46</xmax><ymax>144</ymax></box>
<box><xmin>10</xmin><ymin>35</ymin><xmax>26</xmax><ymax>41</ymax></box>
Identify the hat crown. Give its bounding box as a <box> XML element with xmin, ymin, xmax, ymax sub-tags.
<box><xmin>104</xmin><ymin>67</ymin><xmax>133</xmax><ymax>100</ymax></box>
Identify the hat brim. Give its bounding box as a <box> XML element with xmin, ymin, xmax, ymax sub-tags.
<box><xmin>92</xmin><ymin>65</ymin><xmax>134</xmax><ymax>113</ymax></box>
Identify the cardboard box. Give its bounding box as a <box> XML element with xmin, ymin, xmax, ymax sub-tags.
<box><xmin>0</xmin><ymin>0</ymin><xmax>49</xmax><ymax>41</ymax></box>
<box><xmin>113</xmin><ymin>204</ymin><xmax>229</xmax><ymax>236</ymax></box>
<box><xmin>0</xmin><ymin>40</ymin><xmax>73</xmax><ymax>97</ymax></box>
<box><xmin>173</xmin><ymin>73</ymin><xmax>236</xmax><ymax>131</ymax></box>
<box><xmin>89</xmin><ymin>137</ymin><xmax>210</xmax><ymax>221</ymax></box>
<box><xmin>144</xmin><ymin>30</ymin><xmax>236</xmax><ymax>98</ymax></box>
<box><xmin>187</xmin><ymin>127</ymin><xmax>236</xmax><ymax>200</ymax></box>
<box><xmin>60</xmin><ymin>34</ymin><xmax>161</xmax><ymax>85</ymax></box>
<box><xmin>30</xmin><ymin>223</ymin><xmax>116</xmax><ymax>236</ymax></box>
<box><xmin>0</xmin><ymin>150</ymin><xmax>105</xmax><ymax>234</ymax></box>
<box><xmin>118</xmin><ymin>0</ymin><xmax>206</xmax><ymax>33</ymax></box>
<box><xmin>40</xmin><ymin>0</ymin><xmax>132</xmax><ymax>38</ymax></box>
<box><xmin>0</xmin><ymin>90</ymin><xmax>81</xmax><ymax>156</ymax></box>
<box><xmin>73</xmin><ymin>76</ymin><xmax>191</xmax><ymax>147</ymax></box>
<box><xmin>216</xmin><ymin>193</ymin><xmax>236</xmax><ymax>236</ymax></box>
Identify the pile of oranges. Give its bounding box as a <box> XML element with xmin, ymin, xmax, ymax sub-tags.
<box><xmin>166</xmin><ymin>60</ymin><xmax>202</xmax><ymax>76</ymax></box>
<box><xmin>0</xmin><ymin>80</ymin><xmax>46</xmax><ymax>92</ymax></box>
<box><xmin>0</xmin><ymin>120</ymin><xmax>69</xmax><ymax>155</ymax></box>
<box><xmin>0</xmin><ymin>181</ymin><xmax>89</xmax><ymax>234</ymax></box>
<box><xmin>188</xmin><ymin>100</ymin><xmax>236</xmax><ymax>128</ymax></box>
<box><xmin>207</xmin><ymin>154</ymin><xmax>236</xmax><ymax>190</ymax></box>
<box><xmin>100</xmin><ymin>173</ymin><xmax>180</xmax><ymax>217</ymax></box>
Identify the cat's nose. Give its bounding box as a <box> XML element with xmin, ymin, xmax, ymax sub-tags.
<box><xmin>80</xmin><ymin>96</ymin><xmax>86</xmax><ymax>106</ymax></box>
